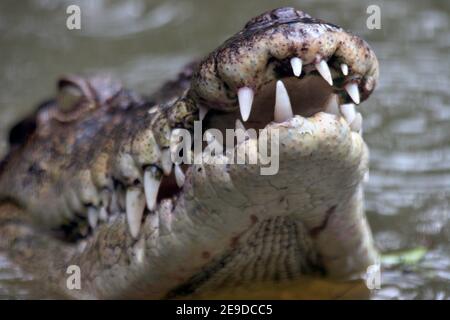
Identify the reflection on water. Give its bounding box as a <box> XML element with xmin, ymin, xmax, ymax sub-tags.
<box><xmin>0</xmin><ymin>0</ymin><xmax>449</xmax><ymax>299</ymax></box>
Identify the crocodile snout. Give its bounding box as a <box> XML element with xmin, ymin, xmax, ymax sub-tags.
<box><xmin>191</xmin><ymin>7</ymin><xmax>378</xmax><ymax>135</ymax></box>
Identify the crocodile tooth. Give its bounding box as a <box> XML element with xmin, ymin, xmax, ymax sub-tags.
<box><xmin>324</xmin><ymin>94</ymin><xmax>340</xmax><ymax>116</ymax></box>
<box><xmin>174</xmin><ymin>164</ymin><xmax>185</xmax><ymax>188</ymax></box>
<box><xmin>148</xmin><ymin>106</ymin><xmax>158</xmax><ymax>114</ymax></box>
<box><xmin>274</xmin><ymin>80</ymin><xmax>294</xmax><ymax>123</ymax></box>
<box><xmin>237</xmin><ymin>87</ymin><xmax>254</xmax><ymax>122</ymax></box>
<box><xmin>143</xmin><ymin>166</ymin><xmax>161</xmax><ymax>211</ymax></box>
<box><xmin>87</xmin><ymin>206</ymin><xmax>98</xmax><ymax>229</ymax></box>
<box><xmin>199</xmin><ymin>105</ymin><xmax>208</xmax><ymax>121</ymax></box>
<box><xmin>99</xmin><ymin>190</ymin><xmax>110</xmax><ymax>221</ymax></box>
<box><xmin>126</xmin><ymin>187</ymin><xmax>146</xmax><ymax>238</ymax></box>
<box><xmin>110</xmin><ymin>191</ymin><xmax>119</xmax><ymax>212</ymax></box>
<box><xmin>290</xmin><ymin>57</ymin><xmax>302</xmax><ymax>77</ymax></box>
<box><xmin>161</xmin><ymin>148</ymin><xmax>173</xmax><ymax>176</ymax></box>
<box><xmin>134</xmin><ymin>238</ymin><xmax>146</xmax><ymax>264</ymax></box>
<box><xmin>350</xmin><ymin>112</ymin><xmax>363</xmax><ymax>133</ymax></box>
<box><xmin>315</xmin><ymin>60</ymin><xmax>333</xmax><ymax>86</ymax></box>
<box><xmin>341</xmin><ymin>63</ymin><xmax>349</xmax><ymax>76</ymax></box>
<box><xmin>340</xmin><ymin>103</ymin><xmax>356</xmax><ymax>124</ymax></box>
<box><xmin>99</xmin><ymin>206</ymin><xmax>108</xmax><ymax>222</ymax></box>
<box><xmin>345</xmin><ymin>83</ymin><xmax>360</xmax><ymax>104</ymax></box>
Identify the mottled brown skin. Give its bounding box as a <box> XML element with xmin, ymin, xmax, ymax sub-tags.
<box><xmin>0</xmin><ymin>71</ymin><xmax>196</xmax><ymax>231</ymax></box>
<box><xmin>191</xmin><ymin>7</ymin><xmax>377</xmax><ymax>111</ymax></box>
<box><xmin>0</xmin><ymin>7</ymin><xmax>379</xmax><ymax>299</ymax></box>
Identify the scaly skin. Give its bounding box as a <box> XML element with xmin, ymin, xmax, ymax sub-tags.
<box><xmin>0</xmin><ymin>7</ymin><xmax>378</xmax><ymax>299</ymax></box>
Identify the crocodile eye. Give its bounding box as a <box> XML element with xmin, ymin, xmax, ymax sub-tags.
<box><xmin>56</xmin><ymin>76</ymin><xmax>95</xmax><ymax>114</ymax></box>
<box><xmin>57</xmin><ymin>84</ymin><xmax>85</xmax><ymax>113</ymax></box>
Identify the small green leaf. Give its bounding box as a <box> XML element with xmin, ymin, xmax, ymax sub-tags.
<box><xmin>381</xmin><ymin>246</ymin><xmax>427</xmax><ymax>266</ymax></box>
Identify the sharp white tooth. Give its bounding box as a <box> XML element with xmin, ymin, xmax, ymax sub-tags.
<box><xmin>174</xmin><ymin>164</ymin><xmax>185</xmax><ymax>188</ymax></box>
<box><xmin>340</xmin><ymin>103</ymin><xmax>356</xmax><ymax>124</ymax></box>
<box><xmin>324</xmin><ymin>94</ymin><xmax>340</xmax><ymax>115</ymax></box>
<box><xmin>350</xmin><ymin>112</ymin><xmax>363</xmax><ymax>133</ymax></box>
<box><xmin>126</xmin><ymin>187</ymin><xmax>146</xmax><ymax>239</ymax></box>
<box><xmin>237</xmin><ymin>87</ymin><xmax>254</xmax><ymax>122</ymax></box>
<box><xmin>134</xmin><ymin>238</ymin><xmax>146</xmax><ymax>264</ymax></box>
<box><xmin>290</xmin><ymin>57</ymin><xmax>302</xmax><ymax>77</ymax></box>
<box><xmin>341</xmin><ymin>63</ymin><xmax>349</xmax><ymax>76</ymax></box>
<box><xmin>87</xmin><ymin>207</ymin><xmax>98</xmax><ymax>229</ymax></box>
<box><xmin>315</xmin><ymin>60</ymin><xmax>333</xmax><ymax>86</ymax></box>
<box><xmin>274</xmin><ymin>80</ymin><xmax>294</xmax><ymax>123</ymax></box>
<box><xmin>110</xmin><ymin>190</ymin><xmax>119</xmax><ymax>213</ymax></box>
<box><xmin>199</xmin><ymin>105</ymin><xmax>208</xmax><ymax>121</ymax></box>
<box><xmin>345</xmin><ymin>83</ymin><xmax>360</xmax><ymax>104</ymax></box>
<box><xmin>144</xmin><ymin>167</ymin><xmax>162</xmax><ymax>211</ymax></box>
<box><xmin>99</xmin><ymin>206</ymin><xmax>108</xmax><ymax>222</ymax></box>
<box><xmin>99</xmin><ymin>190</ymin><xmax>110</xmax><ymax>220</ymax></box>
<box><xmin>161</xmin><ymin>148</ymin><xmax>173</xmax><ymax>176</ymax></box>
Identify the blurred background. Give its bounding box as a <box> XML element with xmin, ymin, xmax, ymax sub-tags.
<box><xmin>0</xmin><ymin>0</ymin><xmax>449</xmax><ymax>299</ymax></box>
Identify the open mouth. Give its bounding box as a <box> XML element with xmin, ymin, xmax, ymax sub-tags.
<box><xmin>204</xmin><ymin>67</ymin><xmax>363</xmax><ymax>136</ymax></box>
<box><xmin>239</xmin><ymin>60</ymin><xmax>362</xmax><ymax>127</ymax></box>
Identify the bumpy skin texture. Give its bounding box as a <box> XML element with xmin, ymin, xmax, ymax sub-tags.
<box><xmin>191</xmin><ymin>7</ymin><xmax>378</xmax><ymax>110</ymax></box>
<box><xmin>0</xmin><ymin>7</ymin><xmax>378</xmax><ymax>299</ymax></box>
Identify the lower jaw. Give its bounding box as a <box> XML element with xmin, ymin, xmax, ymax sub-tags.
<box><xmin>160</xmin><ymin>113</ymin><xmax>377</xmax><ymax>297</ymax></box>
<box><xmin>58</xmin><ymin>112</ymin><xmax>374</xmax><ymax>299</ymax></box>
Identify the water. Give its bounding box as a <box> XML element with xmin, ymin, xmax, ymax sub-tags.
<box><xmin>0</xmin><ymin>0</ymin><xmax>449</xmax><ymax>299</ymax></box>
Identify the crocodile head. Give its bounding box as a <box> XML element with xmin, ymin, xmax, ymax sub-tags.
<box><xmin>0</xmin><ymin>7</ymin><xmax>379</xmax><ymax>299</ymax></box>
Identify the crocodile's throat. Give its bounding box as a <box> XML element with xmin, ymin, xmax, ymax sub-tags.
<box><xmin>0</xmin><ymin>7</ymin><xmax>379</xmax><ymax>299</ymax></box>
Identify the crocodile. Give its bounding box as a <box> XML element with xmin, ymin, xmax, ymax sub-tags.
<box><xmin>0</xmin><ymin>7</ymin><xmax>379</xmax><ymax>299</ymax></box>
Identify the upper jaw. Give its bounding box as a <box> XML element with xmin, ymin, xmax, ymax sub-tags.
<box><xmin>190</xmin><ymin>7</ymin><xmax>379</xmax><ymax>117</ymax></box>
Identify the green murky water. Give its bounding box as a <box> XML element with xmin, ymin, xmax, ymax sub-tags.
<box><xmin>0</xmin><ymin>0</ymin><xmax>449</xmax><ymax>299</ymax></box>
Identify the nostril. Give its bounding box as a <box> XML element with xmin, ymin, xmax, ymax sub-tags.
<box><xmin>244</xmin><ymin>7</ymin><xmax>310</xmax><ymax>30</ymax></box>
<box><xmin>270</xmin><ymin>7</ymin><xmax>300</xmax><ymax>20</ymax></box>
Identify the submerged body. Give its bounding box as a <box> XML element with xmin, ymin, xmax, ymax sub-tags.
<box><xmin>0</xmin><ymin>7</ymin><xmax>378</xmax><ymax>299</ymax></box>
